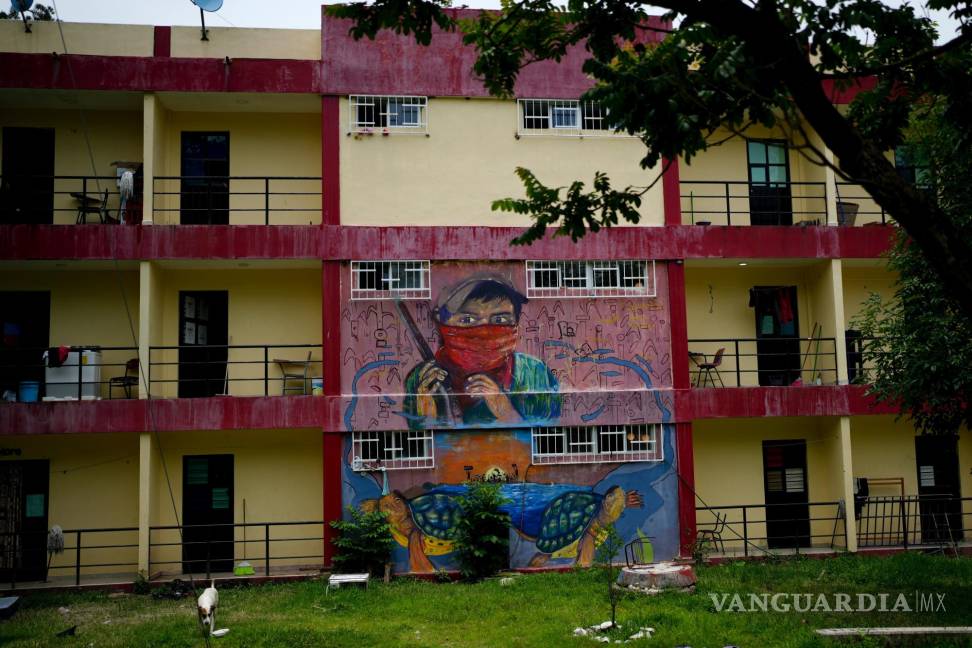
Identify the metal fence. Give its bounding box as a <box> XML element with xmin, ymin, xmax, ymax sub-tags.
<box><xmin>152</xmin><ymin>176</ymin><xmax>321</xmax><ymax>225</ymax></box>
<box><xmin>680</xmin><ymin>181</ymin><xmax>828</xmax><ymax>226</ymax></box>
<box><xmin>147</xmin><ymin>343</ymin><xmax>321</xmax><ymax>397</ymax></box>
<box><xmin>0</xmin><ymin>346</ymin><xmax>140</xmax><ymax>401</ymax></box>
<box><xmin>687</xmin><ymin>337</ymin><xmax>839</xmax><ymax>387</ymax></box>
<box><xmin>695</xmin><ymin>501</ymin><xmax>846</xmax><ymax>557</ymax></box>
<box><xmin>0</xmin><ymin>526</ymin><xmax>139</xmax><ymax>590</ymax></box>
<box><xmin>0</xmin><ymin>174</ymin><xmax>137</xmax><ymax>224</ymax></box>
<box><xmin>0</xmin><ymin>520</ymin><xmax>326</xmax><ymax>590</ymax></box>
<box><xmin>834</xmin><ymin>182</ymin><xmax>888</xmax><ymax>226</ymax></box>
<box><xmin>856</xmin><ymin>495</ymin><xmax>970</xmax><ymax>549</ymax></box>
<box><xmin>148</xmin><ymin>521</ymin><xmax>326</xmax><ymax>580</ymax></box>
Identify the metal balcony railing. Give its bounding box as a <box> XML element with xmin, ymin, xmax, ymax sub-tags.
<box><xmin>856</xmin><ymin>495</ymin><xmax>970</xmax><ymax>549</ymax></box>
<box><xmin>0</xmin><ymin>346</ymin><xmax>140</xmax><ymax>401</ymax></box>
<box><xmin>0</xmin><ymin>520</ymin><xmax>326</xmax><ymax>589</ymax></box>
<box><xmin>695</xmin><ymin>501</ymin><xmax>846</xmax><ymax>557</ymax></box>
<box><xmin>687</xmin><ymin>337</ymin><xmax>839</xmax><ymax>388</ymax></box>
<box><xmin>152</xmin><ymin>176</ymin><xmax>321</xmax><ymax>225</ymax></box>
<box><xmin>680</xmin><ymin>181</ymin><xmax>828</xmax><ymax>226</ymax></box>
<box><xmin>0</xmin><ymin>174</ymin><xmax>140</xmax><ymax>224</ymax></box>
<box><xmin>834</xmin><ymin>182</ymin><xmax>890</xmax><ymax>226</ymax></box>
<box><xmin>147</xmin><ymin>343</ymin><xmax>322</xmax><ymax>397</ymax></box>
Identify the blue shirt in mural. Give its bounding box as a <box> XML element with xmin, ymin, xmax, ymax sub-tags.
<box><xmin>402</xmin><ymin>352</ymin><xmax>560</xmax><ymax>429</ymax></box>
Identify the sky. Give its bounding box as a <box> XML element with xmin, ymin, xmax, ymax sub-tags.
<box><xmin>26</xmin><ymin>0</ymin><xmax>963</xmax><ymax>40</ymax></box>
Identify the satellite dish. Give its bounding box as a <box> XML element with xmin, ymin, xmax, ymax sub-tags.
<box><xmin>11</xmin><ymin>0</ymin><xmax>34</xmax><ymax>12</ymax></box>
<box><xmin>191</xmin><ymin>0</ymin><xmax>224</xmax><ymax>11</ymax></box>
<box><xmin>189</xmin><ymin>0</ymin><xmax>224</xmax><ymax>41</ymax></box>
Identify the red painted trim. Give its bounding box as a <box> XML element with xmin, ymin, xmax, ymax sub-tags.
<box><xmin>667</xmin><ymin>262</ymin><xmax>690</xmax><ymax>390</ymax></box>
<box><xmin>321</xmin><ymin>97</ymin><xmax>341</xmax><ymax>226</ymax></box>
<box><xmin>675</xmin><ymin>422</ymin><xmax>696</xmax><ymax>558</ymax></box>
<box><xmin>0</xmin><ymin>224</ymin><xmax>896</xmax><ymax>261</ymax></box>
<box><xmin>0</xmin><ymin>395</ymin><xmax>324</xmax><ymax>436</ymax></box>
<box><xmin>153</xmin><ymin>27</ymin><xmax>171</xmax><ymax>58</ymax></box>
<box><xmin>675</xmin><ymin>384</ymin><xmax>898</xmax><ymax>421</ymax></box>
<box><xmin>822</xmin><ymin>77</ymin><xmax>878</xmax><ymax>104</ymax></box>
<box><xmin>321</xmin><ymin>261</ymin><xmax>344</xmax><ymax>565</ymax></box>
<box><xmin>0</xmin><ymin>53</ymin><xmax>321</xmax><ymax>94</ymax></box>
<box><xmin>322</xmin><ymin>431</ymin><xmax>343</xmax><ymax>567</ymax></box>
<box><xmin>321</xmin><ymin>9</ymin><xmax>668</xmax><ymax>97</ymax></box>
<box><xmin>661</xmin><ymin>157</ymin><xmax>682</xmax><ymax>227</ymax></box>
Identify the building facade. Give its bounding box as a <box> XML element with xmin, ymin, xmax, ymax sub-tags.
<box><xmin>0</xmin><ymin>9</ymin><xmax>968</xmax><ymax>584</ymax></box>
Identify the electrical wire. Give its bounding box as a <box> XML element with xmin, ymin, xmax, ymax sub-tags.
<box><xmin>48</xmin><ymin>3</ymin><xmax>211</xmax><ymax>645</ymax></box>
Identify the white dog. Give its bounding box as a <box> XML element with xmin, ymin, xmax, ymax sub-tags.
<box><xmin>197</xmin><ymin>581</ymin><xmax>219</xmax><ymax>636</ymax></box>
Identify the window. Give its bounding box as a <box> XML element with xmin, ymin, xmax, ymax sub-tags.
<box><xmin>894</xmin><ymin>145</ymin><xmax>931</xmax><ymax>189</ymax></box>
<box><xmin>532</xmin><ymin>424</ymin><xmax>662</xmax><ymax>465</ymax></box>
<box><xmin>525</xmin><ymin>260</ymin><xmax>655</xmax><ymax>298</ymax></box>
<box><xmin>349</xmin><ymin>95</ymin><xmax>428</xmax><ymax>133</ymax></box>
<box><xmin>352</xmin><ymin>430</ymin><xmax>435</xmax><ymax>471</ymax></box>
<box><xmin>518</xmin><ymin>99</ymin><xmax>626</xmax><ymax>137</ymax></box>
<box><xmin>351</xmin><ymin>261</ymin><xmax>431</xmax><ymax>300</ymax></box>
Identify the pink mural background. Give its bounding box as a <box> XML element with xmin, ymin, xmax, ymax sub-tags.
<box><xmin>340</xmin><ymin>261</ymin><xmax>673</xmax><ymax>431</ymax></box>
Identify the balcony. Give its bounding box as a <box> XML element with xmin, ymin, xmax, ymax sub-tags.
<box><xmin>152</xmin><ymin>176</ymin><xmax>321</xmax><ymax>225</ymax></box>
<box><xmin>147</xmin><ymin>343</ymin><xmax>321</xmax><ymax>398</ymax></box>
<box><xmin>0</xmin><ymin>174</ymin><xmax>322</xmax><ymax>226</ymax></box>
<box><xmin>680</xmin><ymin>181</ymin><xmax>828</xmax><ymax>227</ymax></box>
<box><xmin>687</xmin><ymin>337</ymin><xmax>839</xmax><ymax>388</ymax></box>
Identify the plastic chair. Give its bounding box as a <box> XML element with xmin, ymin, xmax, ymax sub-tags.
<box><xmin>76</xmin><ymin>189</ymin><xmax>109</xmax><ymax>224</ymax></box>
<box><xmin>837</xmin><ymin>201</ymin><xmax>859</xmax><ymax>226</ymax></box>
<box><xmin>109</xmin><ymin>358</ymin><xmax>139</xmax><ymax>399</ymax></box>
<box><xmin>697</xmin><ymin>512</ymin><xmax>727</xmax><ymax>554</ymax></box>
<box><xmin>277</xmin><ymin>351</ymin><xmax>312</xmax><ymax>395</ymax></box>
<box><xmin>695</xmin><ymin>348</ymin><xmax>726</xmax><ymax>387</ymax></box>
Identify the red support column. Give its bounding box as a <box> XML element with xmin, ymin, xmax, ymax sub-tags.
<box><xmin>321</xmin><ymin>95</ymin><xmax>343</xmax><ymax>567</ymax></box>
<box><xmin>663</xmin><ymin>157</ymin><xmax>696</xmax><ymax>557</ymax></box>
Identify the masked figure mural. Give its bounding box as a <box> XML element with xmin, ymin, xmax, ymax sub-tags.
<box><xmin>401</xmin><ymin>275</ymin><xmax>561</xmax><ymax>429</ymax></box>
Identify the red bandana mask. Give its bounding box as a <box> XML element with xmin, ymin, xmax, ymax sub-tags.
<box><xmin>435</xmin><ymin>323</ymin><xmax>518</xmax><ymax>388</ymax></box>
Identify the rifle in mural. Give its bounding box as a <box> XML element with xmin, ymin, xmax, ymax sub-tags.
<box><xmin>394</xmin><ymin>299</ymin><xmax>460</xmax><ymax>425</ymax></box>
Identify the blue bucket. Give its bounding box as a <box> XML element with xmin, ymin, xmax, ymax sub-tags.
<box><xmin>18</xmin><ymin>381</ymin><xmax>40</xmax><ymax>403</ymax></box>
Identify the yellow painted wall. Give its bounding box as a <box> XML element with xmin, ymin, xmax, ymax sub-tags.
<box><xmin>685</xmin><ymin>263</ymin><xmax>839</xmax><ymax>386</ymax></box>
<box><xmin>152</xmin><ymin>267</ymin><xmax>322</xmax><ymax>397</ymax></box>
<box><xmin>841</xmin><ymin>264</ymin><xmax>896</xmax><ymax>327</ymax></box>
<box><xmin>149</xmin><ymin>428</ymin><xmax>323</xmax><ymax>576</ymax></box>
<box><xmin>693</xmin><ymin>417</ymin><xmax>845</xmax><ymax>552</ymax></box>
<box><xmin>679</xmin><ymin>125</ymin><xmax>828</xmax><ymax>226</ymax></box>
<box><xmin>339</xmin><ymin>97</ymin><xmax>665</xmax><ymax>227</ymax></box>
<box><xmin>0</xmin><ymin>433</ymin><xmax>140</xmax><ymax>578</ymax></box>
<box><xmin>155</xmin><ymin>112</ymin><xmax>321</xmax><ymax>225</ymax></box>
<box><xmin>170</xmin><ymin>27</ymin><xmax>320</xmax><ymax>60</ymax></box>
<box><xmin>0</xmin><ymin>108</ymin><xmax>143</xmax><ymax>225</ymax></box>
<box><xmin>0</xmin><ymin>268</ymin><xmax>140</xmax><ymax>397</ymax></box>
<box><xmin>0</xmin><ymin>21</ymin><xmax>153</xmax><ymax>56</ymax></box>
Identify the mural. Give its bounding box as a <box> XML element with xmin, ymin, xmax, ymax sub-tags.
<box><xmin>344</xmin><ymin>427</ymin><xmax>679</xmax><ymax>573</ymax></box>
<box><xmin>341</xmin><ymin>262</ymin><xmax>673</xmax><ymax>431</ymax></box>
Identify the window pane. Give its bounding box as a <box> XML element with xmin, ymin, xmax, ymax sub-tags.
<box><xmin>767</xmin><ymin>144</ymin><xmax>786</xmax><ymax>164</ymax></box>
<box><xmin>748</xmin><ymin>141</ymin><xmax>766</xmax><ymax>164</ymax></box>
<box><xmin>749</xmin><ymin>167</ymin><xmax>767</xmax><ymax>184</ymax></box>
<box><xmin>769</xmin><ymin>166</ymin><xmax>788</xmax><ymax>184</ymax></box>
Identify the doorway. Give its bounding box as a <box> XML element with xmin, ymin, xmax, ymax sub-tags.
<box><xmin>747</xmin><ymin>140</ymin><xmax>793</xmax><ymax>226</ymax></box>
<box><xmin>0</xmin><ymin>460</ymin><xmax>50</xmax><ymax>582</ymax></box>
<box><xmin>182</xmin><ymin>455</ymin><xmax>234</xmax><ymax>574</ymax></box>
<box><xmin>180</xmin><ymin>132</ymin><xmax>229</xmax><ymax>225</ymax></box>
<box><xmin>1</xmin><ymin>127</ymin><xmax>55</xmax><ymax>224</ymax></box>
<box><xmin>751</xmin><ymin>286</ymin><xmax>801</xmax><ymax>386</ymax></box>
<box><xmin>178</xmin><ymin>291</ymin><xmax>228</xmax><ymax>398</ymax></box>
<box><xmin>0</xmin><ymin>291</ymin><xmax>50</xmax><ymax>398</ymax></box>
<box><xmin>763</xmin><ymin>440</ymin><xmax>810</xmax><ymax>549</ymax></box>
<box><xmin>915</xmin><ymin>435</ymin><xmax>964</xmax><ymax>544</ymax></box>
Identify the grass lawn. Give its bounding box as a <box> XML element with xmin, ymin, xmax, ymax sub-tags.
<box><xmin>2</xmin><ymin>553</ymin><xmax>972</xmax><ymax>647</ymax></box>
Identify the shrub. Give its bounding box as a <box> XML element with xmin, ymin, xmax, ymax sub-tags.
<box><xmin>330</xmin><ymin>505</ymin><xmax>394</xmax><ymax>576</ymax></box>
<box><xmin>594</xmin><ymin>523</ymin><xmax>626</xmax><ymax>628</ymax></box>
<box><xmin>453</xmin><ymin>481</ymin><xmax>511</xmax><ymax>581</ymax></box>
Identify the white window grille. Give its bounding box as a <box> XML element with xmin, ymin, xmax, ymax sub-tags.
<box><xmin>525</xmin><ymin>260</ymin><xmax>656</xmax><ymax>298</ymax></box>
<box><xmin>352</xmin><ymin>430</ymin><xmax>435</xmax><ymax>471</ymax></box>
<box><xmin>532</xmin><ymin>424</ymin><xmax>662</xmax><ymax>465</ymax></box>
<box><xmin>517</xmin><ymin>99</ymin><xmax>627</xmax><ymax>137</ymax></box>
<box><xmin>351</xmin><ymin>261</ymin><xmax>431</xmax><ymax>300</ymax></box>
<box><xmin>349</xmin><ymin>95</ymin><xmax>429</xmax><ymax>133</ymax></box>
